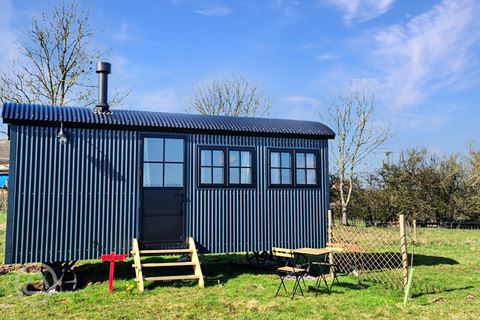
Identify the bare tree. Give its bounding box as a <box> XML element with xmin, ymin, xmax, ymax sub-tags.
<box><xmin>188</xmin><ymin>76</ymin><xmax>271</xmax><ymax>117</ymax></box>
<box><xmin>329</xmin><ymin>82</ymin><xmax>390</xmax><ymax>225</ymax></box>
<box><xmin>0</xmin><ymin>2</ymin><xmax>126</xmax><ymax>108</ymax></box>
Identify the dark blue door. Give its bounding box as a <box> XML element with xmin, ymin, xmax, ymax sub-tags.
<box><xmin>141</xmin><ymin>137</ymin><xmax>185</xmax><ymax>246</ymax></box>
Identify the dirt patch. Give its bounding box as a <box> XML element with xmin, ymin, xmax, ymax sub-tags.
<box><xmin>0</xmin><ymin>264</ymin><xmax>41</xmax><ymax>274</ymax></box>
<box><xmin>244</xmin><ymin>283</ymin><xmax>265</xmax><ymax>292</ymax></box>
<box><xmin>430</xmin><ymin>297</ymin><xmax>447</xmax><ymax>304</ymax></box>
<box><xmin>0</xmin><ymin>265</ymin><xmax>22</xmax><ymax>274</ymax></box>
<box><xmin>464</xmin><ymin>295</ymin><xmax>475</xmax><ymax>301</ymax></box>
<box><xmin>0</xmin><ymin>223</ymin><xmax>5</xmax><ymax>230</ymax></box>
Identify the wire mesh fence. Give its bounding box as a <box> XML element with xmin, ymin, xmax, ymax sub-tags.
<box><xmin>0</xmin><ymin>189</ymin><xmax>7</xmax><ymax>212</ymax></box>
<box><xmin>329</xmin><ymin>212</ymin><xmax>414</xmax><ymax>290</ymax></box>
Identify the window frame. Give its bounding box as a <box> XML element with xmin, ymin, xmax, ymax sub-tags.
<box><xmin>268</xmin><ymin>148</ymin><xmax>320</xmax><ymax>189</ymax></box>
<box><xmin>227</xmin><ymin>147</ymin><xmax>256</xmax><ymax>187</ymax></box>
<box><xmin>198</xmin><ymin>147</ymin><xmax>227</xmax><ymax>187</ymax></box>
<box><xmin>141</xmin><ymin>134</ymin><xmax>187</xmax><ymax>189</ymax></box>
<box><xmin>294</xmin><ymin>151</ymin><xmax>319</xmax><ymax>187</ymax></box>
<box><xmin>197</xmin><ymin>146</ymin><xmax>256</xmax><ymax>188</ymax></box>
<box><xmin>268</xmin><ymin>149</ymin><xmax>294</xmax><ymax>187</ymax></box>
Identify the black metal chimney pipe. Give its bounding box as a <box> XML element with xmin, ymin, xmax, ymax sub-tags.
<box><xmin>94</xmin><ymin>62</ymin><xmax>111</xmax><ymax>113</ymax></box>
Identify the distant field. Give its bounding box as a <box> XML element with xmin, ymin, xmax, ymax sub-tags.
<box><xmin>0</xmin><ymin>210</ymin><xmax>479</xmax><ymax>319</ymax></box>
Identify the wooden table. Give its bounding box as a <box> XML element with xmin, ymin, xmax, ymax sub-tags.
<box><xmin>293</xmin><ymin>247</ymin><xmax>344</xmax><ymax>256</ymax></box>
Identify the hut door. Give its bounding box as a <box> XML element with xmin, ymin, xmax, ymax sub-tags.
<box><xmin>141</xmin><ymin>137</ymin><xmax>185</xmax><ymax>246</ymax></box>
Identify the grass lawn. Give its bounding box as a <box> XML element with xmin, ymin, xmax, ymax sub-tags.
<box><xmin>0</xmin><ymin>210</ymin><xmax>479</xmax><ymax>319</ymax></box>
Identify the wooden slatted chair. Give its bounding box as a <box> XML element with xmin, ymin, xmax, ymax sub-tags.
<box><xmin>271</xmin><ymin>247</ymin><xmax>308</xmax><ymax>300</ymax></box>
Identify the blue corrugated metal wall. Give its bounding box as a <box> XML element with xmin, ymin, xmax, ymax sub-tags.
<box><xmin>186</xmin><ymin>135</ymin><xmax>329</xmax><ymax>253</ymax></box>
<box><xmin>5</xmin><ymin>125</ymin><xmax>329</xmax><ymax>264</ymax></box>
<box><xmin>5</xmin><ymin>125</ymin><xmax>138</xmax><ymax>264</ymax></box>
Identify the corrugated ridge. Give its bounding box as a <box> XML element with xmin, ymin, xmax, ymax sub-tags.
<box><xmin>2</xmin><ymin>102</ymin><xmax>335</xmax><ymax>138</ymax></box>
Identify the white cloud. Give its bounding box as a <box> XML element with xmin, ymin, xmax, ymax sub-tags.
<box><xmin>137</xmin><ymin>89</ymin><xmax>182</xmax><ymax>113</ymax></box>
<box><xmin>284</xmin><ymin>95</ymin><xmax>322</xmax><ymax>107</ymax></box>
<box><xmin>112</xmin><ymin>23</ymin><xmax>132</xmax><ymax>42</ymax></box>
<box><xmin>321</xmin><ymin>0</ymin><xmax>394</xmax><ymax>24</ymax></box>
<box><xmin>373</xmin><ymin>0</ymin><xmax>480</xmax><ymax>110</ymax></box>
<box><xmin>194</xmin><ymin>6</ymin><xmax>232</xmax><ymax>17</ymax></box>
<box><xmin>277</xmin><ymin>95</ymin><xmax>323</xmax><ymax>120</ymax></box>
<box><xmin>316</xmin><ymin>53</ymin><xmax>336</xmax><ymax>61</ymax></box>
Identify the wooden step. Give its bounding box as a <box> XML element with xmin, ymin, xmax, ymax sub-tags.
<box><xmin>139</xmin><ymin>249</ymin><xmax>193</xmax><ymax>255</ymax></box>
<box><xmin>144</xmin><ymin>275</ymin><xmax>200</xmax><ymax>282</ymax></box>
<box><xmin>135</xmin><ymin>262</ymin><xmax>195</xmax><ymax>268</ymax></box>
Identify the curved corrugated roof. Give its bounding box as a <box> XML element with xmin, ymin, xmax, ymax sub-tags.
<box><xmin>1</xmin><ymin>102</ymin><xmax>335</xmax><ymax>139</ymax></box>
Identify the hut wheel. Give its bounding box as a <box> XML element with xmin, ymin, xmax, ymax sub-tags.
<box><xmin>41</xmin><ymin>261</ymin><xmax>78</xmax><ymax>292</ymax></box>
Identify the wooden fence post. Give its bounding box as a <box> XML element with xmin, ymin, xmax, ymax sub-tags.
<box><xmin>328</xmin><ymin>209</ymin><xmax>333</xmax><ymax>245</ymax></box>
<box><xmin>328</xmin><ymin>210</ymin><xmax>334</xmax><ymax>277</ymax></box>
<box><xmin>399</xmin><ymin>214</ymin><xmax>408</xmax><ymax>288</ymax></box>
<box><xmin>412</xmin><ymin>219</ymin><xmax>417</xmax><ymax>243</ymax></box>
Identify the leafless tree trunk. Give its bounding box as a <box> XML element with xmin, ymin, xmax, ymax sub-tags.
<box><xmin>188</xmin><ymin>76</ymin><xmax>271</xmax><ymax>117</ymax></box>
<box><xmin>329</xmin><ymin>82</ymin><xmax>390</xmax><ymax>225</ymax></box>
<box><xmin>0</xmin><ymin>2</ymin><xmax>127</xmax><ymax>108</ymax></box>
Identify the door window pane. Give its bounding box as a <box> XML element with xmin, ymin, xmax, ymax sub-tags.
<box><xmin>201</xmin><ymin>167</ymin><xmax>212</xmax><ymax>184</ymax></box>
<box><xmin>143</xmin><ymin>163</ymin><xmax>163</xmax><ymax>187</ymax></box>
<box><xmin>164</xmin><ymin>163</ymin><xmax>183</xmax><ymax>187</ymax></box>
<box><xmin>164</xmin><ymin>139</ymin><xmax>183</xmax><ymax>162</ymax></box>
<box><xmin>144</xmin><ymin>138</ymin><xmax>163</xmax><ymax>161</ymax></box>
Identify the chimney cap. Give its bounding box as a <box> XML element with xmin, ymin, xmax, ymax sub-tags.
<box><xmin>96</xmin><ymin>61</ymin><xmax>111</xmax><ymax>74</ymax></box>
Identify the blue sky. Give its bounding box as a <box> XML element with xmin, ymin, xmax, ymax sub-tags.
<box><xmin>1</xmin><ymin>0</ymin><xmax>479</xmax><ymax>167</ymax></box>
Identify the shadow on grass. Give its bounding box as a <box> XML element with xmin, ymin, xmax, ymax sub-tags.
<box><xmin>333</xmin><ymin>252</ymin><xmax>458</xmax><ymax>272</ymax></box>
<box><xmin>412</xmin><ymin>254</ymin><xmax>458</xmax><ymax>266</ymax></box>
<box><xmin>74</xmin><ymin>253</ymin><xmax>274</xmax><ymax>289</ymax></box>
<box><xmin>412</xmin><ymin>285</ymin><xmax>474</xmax><ymax>299</ymax></box>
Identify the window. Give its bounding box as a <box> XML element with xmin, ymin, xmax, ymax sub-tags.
<box><xmin>199</xmin><ymin>147</ymin><xmax>255</xmax><ymax>187</ymax></box>
<box><xmin>270</xmin><ymin>151</ymin><xmax>292</xmax><ymax>185</ymax></box>
<box><xmin>269</xmin><ymin>149</ymin><xmax>319</xmax><ymax>187</ymax></box>
<box><xmin>229</xmin><ymin>150</ymin><xmax>253</xmax><ymax>185</ymax></box>
<box><xmin>296</xmin><ymin>152</ymin><xmax>317</xmax><ymax>185</ymax></box>
<box><xmin>143</xmin><ymin>138</ymin><xmax>184</xmax><ymax>187</ymax></box>
<box><xmin>200</xmin><ymin>149</ymin><xmax>224</xmax><ymax>185</ymax></box>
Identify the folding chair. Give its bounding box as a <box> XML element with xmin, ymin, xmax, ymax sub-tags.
<box><xmin>311</xmin><ymin>254</ymin><xmax>340</xmax><ymax>292</ymax></box>
<box><xmin>272</xmin><ymin>247</ymin><xmax>308</xmax><ymax>300</ymax></box>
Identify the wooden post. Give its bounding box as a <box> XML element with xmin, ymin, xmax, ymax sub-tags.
<box><xmin>412</xmin><ymin>219</ymin><xmax>417</xmax><ymax>243</ymax></box>
<box><xmin>328</xmin><ymin>210</ymin><xmax>334</xmax><ymax>278</ymax></box>
<box><xmin>131</xmin><ymin>238</ymin><xmax>144</xmax><ymax>292</ymax></box>
<box><xmin>328</xmin><ymin>209</ymin><xmax>333</xmax><ymax>245</ymax></box>
<box><xmin>399</xmin><ymin>215</ymin><xmax>408</xmax><ymax>288</ymax></box>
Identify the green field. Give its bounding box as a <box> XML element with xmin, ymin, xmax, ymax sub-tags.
<box><xmin>0</xmin><ymin>211</ymin><xmax>479</xmax><ymax>319</ymax></box>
